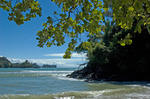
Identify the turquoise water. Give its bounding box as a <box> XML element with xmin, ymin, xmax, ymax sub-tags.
<box><xmin>0</xmin><ymin>68</ymin><xmax>150</xmax><ymax>99</ymax></box>
<box><xmin>0</xmin><ymin>68</ymin><xmax>88</xmax><ymax>95</ymax></box>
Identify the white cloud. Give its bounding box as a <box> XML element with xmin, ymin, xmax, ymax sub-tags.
<box><xmin>44</xmin><ymin>52</ymin><xmax>87</xmax><ymax>58</ymax></box>
<box><xmin>7</xmin><ymin>52</ymin><xmax>88</xmax><ymax>68</ymax></box>
<box><xmin>8</xmin><ymin>58</ymin><xmax>88</xmax><ymax>68</ymax></box>
<box><xmin>0</xmin><ymin>55</ymin><xmax>4</xmax><ymax>57</ymax></box>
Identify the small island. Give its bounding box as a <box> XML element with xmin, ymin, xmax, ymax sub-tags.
<box><xmin>0</xmin><ymin>57</ymin><xmax>57</xmax><ymax>68</ymax></box>
<box><xmin>42</xmin><ymin>64</ymin><xmax>57</xmax><ymax>68</ymax></box>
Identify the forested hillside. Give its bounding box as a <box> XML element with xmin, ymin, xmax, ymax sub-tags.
<box><xmin>0</xmin><ymin>57</ymin><xmax>40</xmax><ymax>68</ymax></box>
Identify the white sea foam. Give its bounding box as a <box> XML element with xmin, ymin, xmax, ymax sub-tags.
<box><xmin>1</xmin><ymin>89</ymin><xmax>150</xmax><ymax>99</ymax></box>
<box><xmin>126</xmin><ymin>93</ymin><xmax>150</xmax><ymax>98</ymax></box>
<box><xmin>0</xmin><ymin>70</ymin><xmax>73</xmax><ymax>74</ymax></box>
<box><xmin>23</xmin><ymin>70</ymin><xmax>73</xmax><ymax>78</ymax></box>
<box><xmin>22</xmin><ymin>70</ymin><xmax>73</xmax><ymax>73</ymax></box>
<box><xmin>0</xmin><ymin>70</ymin><xmax>75</xmax><ymax>79</ymax></box>
<box><xmin>54</xmin><ymin>96</ymin><xmax>75</xmax><ymax>99</ymax></box>
<box><xmin>57</xmin><ymin>76</ymin><xmax>85</xmax><ymax>81</ymax></box>
<box><xmin>127</xmin><ymin>84</ymin><xmax>150</xmax><ymax>90</ymax></box>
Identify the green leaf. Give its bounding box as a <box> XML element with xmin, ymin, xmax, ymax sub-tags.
<box><xmin>120</xmin><ymin>42</ymin><xmax>126</xmax><ymax>46</ymax></box>
<box><xmin>128</xmin><ymin>6</ymin><xmax>134</xmax><ymax>11</ymax></box>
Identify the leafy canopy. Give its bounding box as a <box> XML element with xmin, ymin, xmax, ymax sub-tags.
<box><xmin>0</xmin><ymin>0</ymin><xmax>41</xmax><ymax>25</ymax></box>
<box><xmin>1</xmin><ymin>0</ymin><xmax>150</xmax><ymax>58</ymax></box>
<box><xmin>104</xmin><ymin>0</ymin><xmax>150</xmax><ymax>33</ymax></box>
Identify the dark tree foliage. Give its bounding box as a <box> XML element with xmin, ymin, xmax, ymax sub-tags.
<box><xmin>69</xmin><ymin>20</ymin><xmax>150</xmax><ymax>81</ymax></box>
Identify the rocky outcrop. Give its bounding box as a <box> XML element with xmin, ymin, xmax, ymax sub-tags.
<box><xmin>0</xmin><ymin>57</ymin><xmax>12</xmax><ymax>68</ymax></box>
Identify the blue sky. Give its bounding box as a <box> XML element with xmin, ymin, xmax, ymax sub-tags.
<box><xmin>0</xmin><ymin>0</ymin><xmax>87</xmax><ymax>67</ymax></box>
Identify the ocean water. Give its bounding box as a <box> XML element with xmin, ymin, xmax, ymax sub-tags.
<box><xmin>0</xmin><ymin>68</ymin><xmax>150</xmax><ymax>99</ymax></box>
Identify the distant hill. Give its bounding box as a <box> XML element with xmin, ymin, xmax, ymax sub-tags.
<box><xmin>0</xmin><ymin>57</ymin><xmax>57</xmax><ymax>68</ymax></box>
<box><xmin>42</xmin><ymin>64</ymin><xmax>57</xmax><ymax>68</ymax></box>
<box><xmin>0</xmin><ymin>57</ymin><xmax>40</xmax><ymax>68</ymax></box>
<box><xmin>12</xmin><ymin>60</ymin><xmax>40</xmax><ymax>68</ymax></box>
<box><xmin>0</xmin><ymin>57</ymin><xmax>12</xmax><ymax>68</ymax></box>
